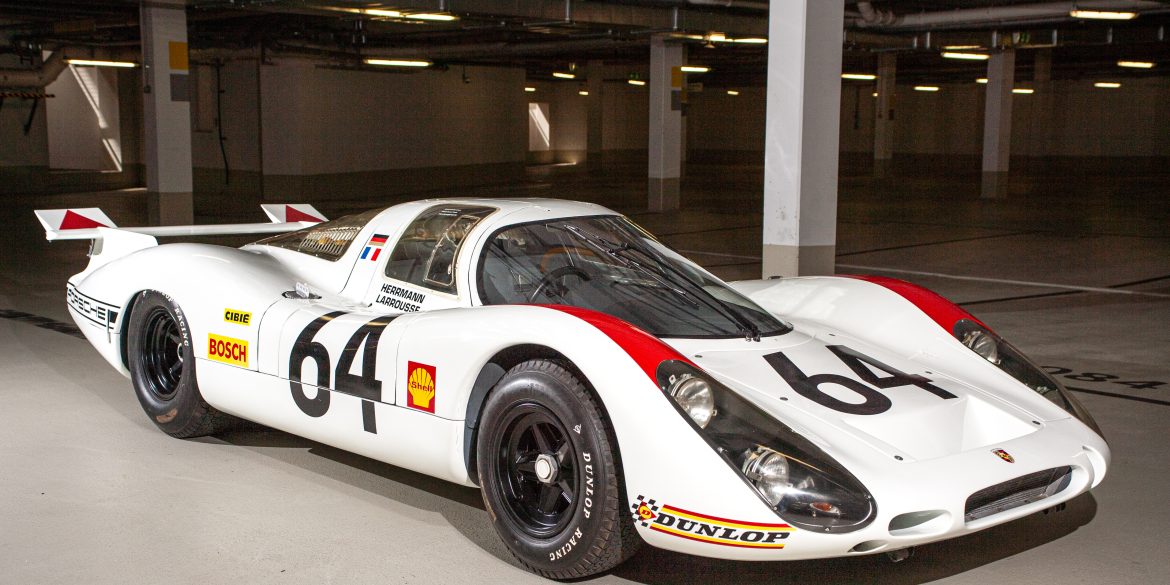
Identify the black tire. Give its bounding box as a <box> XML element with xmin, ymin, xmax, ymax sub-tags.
<box><xmin>126</xmin><ymin>291</ymin><xmax>232</xmax><ymax>438</ymax></box>
<box><xmin>477</xmin><ymin>359</ymin><xmax>640</xmax><ymax>579</ymax></box>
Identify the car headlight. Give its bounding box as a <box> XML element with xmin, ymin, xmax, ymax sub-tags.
<box><xmin>953</xmin><ymin>319</ymin><xmax>1102</xmax><ymax>437</ymax></box>
<box><xmin>666</xmin><ymin>374</ymin><xmax>716</xmax><ymax>428</ymax></box>
<box><xmin>657</xmin><ymin>360</ymin><xmax>876</xmax><ymax>533</ymax></box>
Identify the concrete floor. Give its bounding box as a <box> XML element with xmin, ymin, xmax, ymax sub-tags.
<box><xmin>2</xmin><ymin>160</ymin><xmax>1168</xmax><ymax>584</ymax></box>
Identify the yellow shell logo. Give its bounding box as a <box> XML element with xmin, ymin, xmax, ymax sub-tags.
<box><xmin>407</xmin><ymin>362</ymin><xmax>436</xmax><ymax>412</ymax></box>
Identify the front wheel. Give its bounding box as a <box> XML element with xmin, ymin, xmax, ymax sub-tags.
<box><xmin>126</xmin><ymin>291</ymin><xmax>232</xmax><ymax>438</ymax></box>
<box><xmin>477</xmin><ymin>359</ymin><xmax>640</xmax><ymax>579</ymax></box>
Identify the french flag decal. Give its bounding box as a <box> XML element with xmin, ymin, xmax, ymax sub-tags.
<box><xmin>361</xmin><ymin>234</ymin><xmax>389</xmax><ymax>261</ymax></box>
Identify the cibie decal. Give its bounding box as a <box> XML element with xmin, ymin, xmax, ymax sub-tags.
<box><xmin>407</xmin><ymin>361</ymin><xmax>437</xmax><ymax>413</ymax></box>
<box><xmin>361</xmin><ymin>234</ymin><xmax>389</xmax><ymax>261</ymax></box>
<box><xmin>631</xmin><ymin>496</ymin><xmax>792</xmax><ymax>549</ymax></box>
<box><xmin>223</xmin><ymin>308</ymin><xmax>251</xmax><ymax>326</ymax></box>
<box><xmin>208</xmin><ymin>333</ymin><xmax>249</xmax><ymax>367</ymax></box>
<box><xmin>992</xmin><ymin>449</ymin><xmax>1015</xmax><ymax>463</ymax></box>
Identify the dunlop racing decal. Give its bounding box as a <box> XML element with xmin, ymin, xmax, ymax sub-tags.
<box><xmin>631</xmin><ymin>496</ymin><xmax>792</xmax><ymax>549</ymax></box>
<box><xmin>223</xmin><ymin>308</ymin><xmax>251</xmax><ymax>326</ymax></box>
<box><xmin>208</xmin><ymin>333</ymin><xmax>249</xmax><ymax>367</ymax></box>
<box><xmin>407</xmin><ymin>361</ymin><xmax>436</xmax><ymax>413</ymax></box>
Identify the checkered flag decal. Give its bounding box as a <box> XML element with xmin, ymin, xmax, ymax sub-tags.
<box><xmin>631</xmin><ymin>495</ymin><xmax>659</xmax><ymax>527</ymax></box>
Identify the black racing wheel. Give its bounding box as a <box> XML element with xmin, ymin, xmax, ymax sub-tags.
<box><xmin>528</xmin><ymin>265</ymin><xmax>591</xmax><ymax>303</ymax></box>
<box><xmin>477</xmin><ymin>359</ymin><xmax>640</xmax><ymax>579</ymax></box>
<box><xmin>127</xmin><ymin>291</ymin><xmax>232</xmax><ymax>438</ymax></box>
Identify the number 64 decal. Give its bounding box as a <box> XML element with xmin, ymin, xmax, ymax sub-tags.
<box><xmin>289</xmin><ymin>311</ymin><xmax>394</xmax><ymax>433</ymax></box>
<box><xmin>765</xmin><ymin>345</ymin><xmax>955</xmax><ymax>415</ymax></box>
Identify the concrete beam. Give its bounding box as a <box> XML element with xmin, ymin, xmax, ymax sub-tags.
<box><xmin>648</xmin><ymin>35</ymin><xmax>683</xmax><ymax>212</ymax></box>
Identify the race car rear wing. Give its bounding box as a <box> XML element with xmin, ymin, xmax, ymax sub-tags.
<box><xmin>34</xmin><ymin>204</ymin><xmax>326</xmax><ymax>242</ymax></box>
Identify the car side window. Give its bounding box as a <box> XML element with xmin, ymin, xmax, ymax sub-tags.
<box><xmin>384</xmin><ymin>204</ymin><xmax>496</xmax><ymax>294</ymax></box>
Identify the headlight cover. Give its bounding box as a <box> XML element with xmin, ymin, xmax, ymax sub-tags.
<box><xmin>953</xmin><ymin>319</ymin><xmax>1102</xmax><ymax>436</ymax></box>
<box><xmin>657</xmin><ymin>360</ymin><xmax>876</xmax><ymax>533</ymax></box>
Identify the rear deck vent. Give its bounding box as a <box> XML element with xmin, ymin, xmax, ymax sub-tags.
<box><xmin>965</xmin><ymin>466</ymin><xmax>1072</xmax><ymax>522</ymax></box>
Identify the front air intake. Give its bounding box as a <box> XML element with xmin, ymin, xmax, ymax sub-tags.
<box><xmin>964</xmin><ymin>466</ymin><xmax>1073</xmax><ymax>522</ymax></box>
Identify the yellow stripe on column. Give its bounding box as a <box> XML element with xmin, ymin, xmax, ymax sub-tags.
<box><xmin>169</xmin><ymin>41</ymin><xmax>189</xmax><ymax>71</ymax></box>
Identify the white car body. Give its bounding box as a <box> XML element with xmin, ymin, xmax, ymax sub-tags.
<box><xmin>43</xmin><ymin>198</ymin><xmax>1109</xmax><ymax>562</ymax></box>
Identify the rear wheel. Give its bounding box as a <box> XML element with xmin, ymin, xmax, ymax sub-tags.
<box><xmin>127</xmin><ymin>291</ymin><xmax>231</xmax><ymax>438</ymax></box>
<box><xmin>477</xmin><ymin>359</ymin><xmax>639</xmax><ymax>579</ymax></box>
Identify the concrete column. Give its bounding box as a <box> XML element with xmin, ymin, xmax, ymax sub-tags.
<box><xmin>1033</xmin><ymin>49</ymin><xmax>1054</xmax><ymax>158</ymax></box>
<box><xmin>761</xmin><ymin>0</ymin><xmax>844</xmax><ymax>278</ymax></box>
<box><xmin>873</xmin><ymin>52</ymin><xmax>896</xmax><ymax>175</ymax></box>
<box><xmin>586</xmin><ymin>60</ymin><xmax>604</xmax><ymax>171</ymax></box>
<box><xmin>140</xmin><ymin>0</ymin><xmax>193</xmax><ymax>224</ymax></box>
<box><xmin>981</xmin><ymin>49</ymin><xmax>1015</xmax><ymax>200</ymax></box>
<box><xmin>648</xmin><ymin>35</ymin><xmax>683</xmax><ymax>212</ymax></box>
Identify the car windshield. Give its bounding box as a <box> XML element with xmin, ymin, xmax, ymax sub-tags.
<box><xmin>477</xmin><ymin>215</ymin><xmax>791</xmax><ymax>339</ymax></box>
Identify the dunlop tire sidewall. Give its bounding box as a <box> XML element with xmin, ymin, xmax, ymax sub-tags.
<box><xmin>127</xmin><ymin>291</ymin><xmax>202</xmax><ymax>435</ymax></box>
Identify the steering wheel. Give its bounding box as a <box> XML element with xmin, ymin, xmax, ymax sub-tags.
<box><xmin>529</xmin><ymin>265</ymin><xmax>592</xmax><ymax>303</ymax></box>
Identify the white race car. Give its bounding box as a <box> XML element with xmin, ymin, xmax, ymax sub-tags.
<box><xmin>37</xmin><ymin>199</ymin><xmax>1108</xmax><ymax>579</ymax></box>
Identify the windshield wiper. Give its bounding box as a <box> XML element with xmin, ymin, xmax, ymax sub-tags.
<box><xmin>561</xmin><ymin>224</ymin><xmax>762</xmax><ymax>341</ymax></box>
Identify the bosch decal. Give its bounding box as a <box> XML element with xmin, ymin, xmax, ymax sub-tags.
<box><xmin>223</xmin><ymin>308</ymin><xmax>251</xmax><ymax>326</ymax></box>
<box><xmin>631</xmin><ymin>496</ymin><xmax>792</xmax><ymax>549</ymax></box>
<box><xmin>407</xmin><ymin>361</ymin><xmax>437</xmax><ymax>413</ymax></box>
<box><xmin>376</xmin><ymin>283</ymin><xmax>425</xmax><ymax>312</ymax></box>
<box><xmin>992</xmin><ymin>449</ymin><xmax>1015</xmax><ymax>463</ymax></box>
<box><xmin>208</xmin><ymin>333</ymin><xmax>249</xmax><ymax>367</ymax></box>
<box><xmin>361</xmin><ymin>234</ymin><xmax>388</xmax><ymax>261</ymax></box>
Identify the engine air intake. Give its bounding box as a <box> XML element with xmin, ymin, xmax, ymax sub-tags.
<box><xmin>964</xmin><ymin>466</ymin><xmax>1073</xmax><ymax>522</ymax></box>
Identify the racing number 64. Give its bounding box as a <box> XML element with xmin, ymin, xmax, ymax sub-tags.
<box><xmin>765</xmin><ymin>345</ymin><xmax>956</xmax><ymax>415</ymax></box>
<box><xmin>289</xmin><ymin>312</ymin><xmax>391</xmax><ymax>433</ymax></box>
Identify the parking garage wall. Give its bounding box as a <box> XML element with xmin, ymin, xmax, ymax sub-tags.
<box><xmin>191</xmin><ymin>60</ymin><xmax>527</xmax><ymax>209</ymax></box>
<box><xmin>686</xmin><ymin>76</ymin><xmax>1170</xmax><ymax>171</ymax></box>
<box><xmin>525</xmin><ymin>77</ymin><xmax>648</xmax><ymax>166</ymax></box>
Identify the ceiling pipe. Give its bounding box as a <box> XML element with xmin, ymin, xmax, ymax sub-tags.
<box><xmin>0</xmin><ymin>51</ymin><xmax>69</xmax><ymax>88</ymax></box>
<box><xmin>685</xmin><ymin>0</ymin><xmax>770</xmax><ymax>11</ymax></box>
<box><xmin>271</xmin><ymin>36</ymin><xmax>645</xmax><ymax>62</ymax></box>
<box><xmin>852</xmin><ymin>0</ymin><xmax>1166</xmax><ymax>31</ymax></box>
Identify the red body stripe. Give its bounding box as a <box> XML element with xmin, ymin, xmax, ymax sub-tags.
<box><xmin>661</xmin><ymin>504</ymin><xmax>792</xmax><ymax>529</ymax></box>
<box><xmin>842</xmin><ymin>274</ymin><xmax>987</xmax><ymax>333</ymax></box>
<box><xmin>539</xmin><ymin>305</ymin><xmax>692</xmax><ymax>381</ymax></box>
<box><xmin>60</xmin><ymin>210</ymin><xmax>107</xmax><ymax>230</ymax></box>
<box><xmin>284</xmin><ymin>205</ymin><xmax>323</xmax><ymax>223</ymax></box>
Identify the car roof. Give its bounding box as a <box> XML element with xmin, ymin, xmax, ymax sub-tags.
<box><xmin>368</xmin><ymin>197</ymin><xmax>619</xmax><ymax>229</ymax></box>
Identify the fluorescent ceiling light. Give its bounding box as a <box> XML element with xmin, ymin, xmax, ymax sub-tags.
<box><xmin>578</xmin><ymin>90</ymin><xmax>589</xmax><ymax>96</ymax></box>
<box><xmin>408</xmin><ymin>13</ymin><xmax>458</xmax><ymax>21</ymax></box>
<box><xmin>841</xmin><ymin>73</ymin><xmax>876</xmax><ymax>80</ymax></box>
<box><xmin>680</xmin><ymin>66</ymin><xmax>710</xmax><ymax>73</ymax></box>
<box><xmin>552</xmin><ymin>72</ymin><xmax>576</xmax><ymax>79</ymax></box>
<box><xmin>976</xmin><ymin>78</ymin><xmax>988</xmax><ymax>84</ymax></box>
<box><xmin>942</xmin><ymin>52</ymin><xmax>990</xmax><ymax>60</ymax></box>
<box><xmin>627</xmin><ymin>79</ymin><xmax>646</xmax><ymax>86</ymax></box>
<box><xmin>872</xmin><ymin>92</ymin><xmax>879</xmax><ymax>97</ymax></box>
<box><xmin>707</xmin><ymin>32</ymin><xmax>727</xmax><ymax>42</ymax></box>
<box><xmin>943</xmin><ymin>45</ymin><xmax>983</xmax><ymax>50</ymax></box>
<box><xmin>364</xmin><ymin>58</ymin><xmax>431</xmax><ymax>67</ymax></box>
<box><xmin>727</xmin><ymin>90</ymin><xmax>739</xmax><ymax>96</ymax></box>
<box><xmin>1094</xmin><ymin>82</ymin><xmax>1121</xmax><ymax>88</ymax></box>
<box><xmin>1070</xmin><ymin>9</ymin><xmax>1137</xmax><ymax>20</ymax></box>
<box><xmin>1013</xmin><ymin>88</ymin><xmax>1034</xmax><ymax>94</ymax></box>
<box><xmin>65</xmin><ymin>59</ymin><xmax>138</xmax><ymax>68</ymax></box>
<box><xmin>524</xmin><ymin>87</ymin><xmax>536</xmax><ymax>92</ymax></box>
<box><xmin>914</xmin><ymin>85</ymin><xmax>940</xmax><ymax>92</ymax></box>
<box><xmin>1117</xmin><ymin>60</ymin><xmax>1154</xmax><ymax>69</ymax></box>
<box><xmin>363</xmin><ymin>8</ymin><xmax>404</xmax><ymax>17</ymax></box>
<box><xmin>732</xmin><ymin>37</ymin><xmax>768</xmax><ymax>44</ymax></box>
